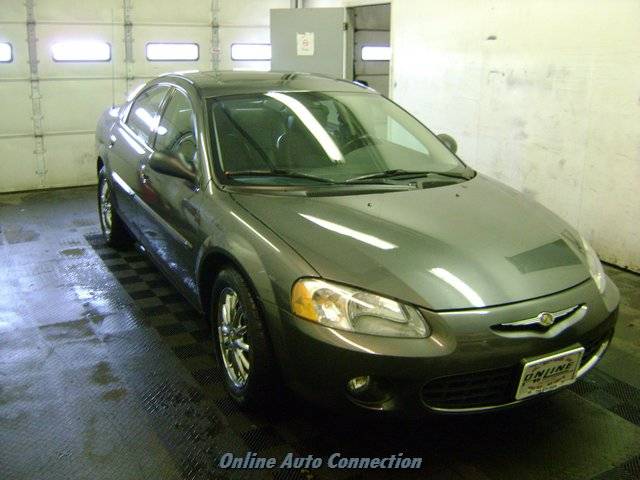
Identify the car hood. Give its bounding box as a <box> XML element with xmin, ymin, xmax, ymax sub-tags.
<box><xmin>231</xmin><ymin>174</ymin><xmax>591</xmax><ymax>310</ymax></box>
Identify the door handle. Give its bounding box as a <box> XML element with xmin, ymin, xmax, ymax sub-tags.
<box><xmin>140</xmin><ymin>172</ymin><xmax>150</xmax><ymax>184</ymax></box>
<box><xmin>108</xmin><ymin>135</ymin><xmax>116</xmax><ymax>148</ymax></box>
<box><xmin>183</xmin><ymin>200</ymin><xmax>201</xmax><ymax>224</ymax></box>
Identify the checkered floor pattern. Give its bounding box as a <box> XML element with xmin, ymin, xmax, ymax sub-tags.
<box><xmin>86</xmin><ymin>233</ymin><xmax>376</xmax><ymax>480</ymax></box>
<box><xmin>85</xmin><ymin>233</ymin><xmax>640</xmax><ymax>480</ymax></box>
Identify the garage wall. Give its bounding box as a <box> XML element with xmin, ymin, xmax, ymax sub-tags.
<box><xmin>0</xmin><ymin>0</ymin><xmax>288</xmax><ymax>193</ymax></box>
<box><xmin>390</xmin><ymin>0</ymin><xmax>640</xmax><ymax>272</ymax></box>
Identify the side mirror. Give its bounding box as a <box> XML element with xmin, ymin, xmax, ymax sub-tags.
<box><xmin>438</xmin><ymin>133</ymin><xmax>458</xmax><ymax>154</ymax></box>
<box><xmin>149</xmin><ymin>151</ymin><xmax>196</xmax><ymax>184</ymax></box>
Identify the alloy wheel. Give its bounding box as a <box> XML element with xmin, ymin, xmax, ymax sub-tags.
<box><xmin>218</xmin><ymin>287</ymin><xmax>250</xmax><ymax>388</ymax></box>
<box><xmin>99</xmin><ymin>179</ymin><xmax>113</xmax><ymax>237</ymax></box>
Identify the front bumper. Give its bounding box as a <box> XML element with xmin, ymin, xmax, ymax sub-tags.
<box><xmin>269</xmin><ymin>275</ymin><xmax>620</xmax><ymax>415</ymax></box>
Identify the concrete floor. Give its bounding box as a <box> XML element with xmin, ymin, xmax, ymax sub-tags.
<box><xmin>1</xmin><ymin>186</ymin><xmax>639</xmax><ymax>480</ymax></box>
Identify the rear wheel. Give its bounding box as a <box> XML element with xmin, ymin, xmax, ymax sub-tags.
<box><xmin>98</xmin><ymin>167</ymin><xmax>131</xmax><ymax>248</ymax></box>
<box><xmin>211</xmin><ymin>268</ymin><xmax>280</xmax><ymax>409</ymax></box>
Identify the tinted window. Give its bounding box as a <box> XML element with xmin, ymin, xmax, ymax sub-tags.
<box><xmin>156</xmin><ymin>90</ymin><xmax>199</xmax><ymax>176</ymax></box>
<box><xmin>126</xmin><ymin>85</ymin><xmax>170</xmax><ymax>145</ymax></box>
<box><xmin>210</xmin><ymin>92</ymin><xmax>466</xmax><ymax>184</ymax></box>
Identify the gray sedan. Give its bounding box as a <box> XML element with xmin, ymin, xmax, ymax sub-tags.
<box><xmin>95</xmin><ymin>71</ymin><xmax>619</xmax><ymax>414</ymax></box>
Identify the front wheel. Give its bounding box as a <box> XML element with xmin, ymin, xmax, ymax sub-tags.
<box><xmin>98</xmin><ymin>167</ymin><xmax>131</xmax><ymax>248</ymax></box>
<box><xmin>211</xmin><ymin>268</ymin><xmax>280</xmax><ymax>409</ymax></box>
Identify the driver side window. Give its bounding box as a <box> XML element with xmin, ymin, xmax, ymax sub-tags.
<box><xmin>155</xmin><ymin>90</ymin><xmax>200</xmax><ymax>178</ymax></box>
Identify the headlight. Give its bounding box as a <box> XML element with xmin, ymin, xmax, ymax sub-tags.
<box><xmin>291</xmin><ymin>278</ymin><xmax>429</xmax><ymax>338</ymax></box>
<box><xmin>581</xmin><ymin>236</ymin><xmax>606</xmax><ymax>294</ymax></box>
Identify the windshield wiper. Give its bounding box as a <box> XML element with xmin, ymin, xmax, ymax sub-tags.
<box><xmin>345</xmin><ymin>169</ymin><xmax>469</xmax><ymax>183</ymax></box>
<box><xmin>225</xmin><ymin>169</ymin><xmax>336</xmax><ymax>184</ymax></box>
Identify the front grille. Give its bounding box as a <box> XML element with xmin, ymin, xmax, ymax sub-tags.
<box><xmin>421</xmin><ymin>328</ymin><xmax>614</xmax><ymax>411</ymax></box>
<box><xmin>421</xmin><ymin>365</ymin><xmax>519</xmax><ymax>410</ymax></box>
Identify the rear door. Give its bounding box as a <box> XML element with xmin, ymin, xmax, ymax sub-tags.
<box><xmin>108</xmin><ymin>84</ymin><xmax>171</xmax><ymax>236</ymax></box>
<box><xmin>137</xmin><ymin>87</ymin><xmax>204</xmax><ymax>302</ymax></box>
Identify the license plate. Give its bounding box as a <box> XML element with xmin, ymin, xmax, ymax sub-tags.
<box><xmin>515</xmin><ymin>347</ymin><xmax>584</xmax><ymax>400</ymax></box>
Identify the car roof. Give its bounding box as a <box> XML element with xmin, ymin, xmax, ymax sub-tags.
<box><xmin>158</xmin><ymin>71</ymin><xmax>375</xmax><ymax>97</ymax></box>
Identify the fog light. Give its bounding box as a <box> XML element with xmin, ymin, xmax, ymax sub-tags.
<box><xmin>347</xmin><ymin>376</ymin><xmax>371</xmax><ymax>393</ymax></box>
<box><xmin>345</xmin><ymin>376</ymin><xmax>394</xmax><ymax>410</ymax></box>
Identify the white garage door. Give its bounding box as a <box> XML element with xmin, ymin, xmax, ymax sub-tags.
<box><xmin>0</xmin><ymin>0</ymin><xmax>288</xmax><ymax>193</ymax></box>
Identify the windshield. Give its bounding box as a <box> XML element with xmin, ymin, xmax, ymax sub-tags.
<box><xmin>209</xmin><ymin>91</ymin><xmax>469</xmax><ymax>186</ymax></box>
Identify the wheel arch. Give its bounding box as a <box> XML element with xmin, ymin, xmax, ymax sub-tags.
<box><xmin>196</xmin><ymin>247</ymin><xmax>265</xmax><ymax>324</ymax></box>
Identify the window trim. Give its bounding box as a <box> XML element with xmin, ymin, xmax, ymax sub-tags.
<box><xmin>0</xmin><ymin>42</ymin><xmax>13</xmax><ymax>63</ymax></box>
<box><xmin>230</xmin><ymin>43</ymin><xmax>272</xmax><ymax>61</ymax></box>
<box><xmin>51</xmin><ymin>40</ymin><xmax>112</xmax><ymax>63</ymax></box>
<box><xmin>145</xmin><ymin>42</ymin><xmax>200</xmax><ymax>62</ymax></box>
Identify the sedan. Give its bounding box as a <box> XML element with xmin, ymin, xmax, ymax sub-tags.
<box><xmin>96</xmin><ymin>71</ymin><xmax>619</xmax><ymax>414</ymax></box>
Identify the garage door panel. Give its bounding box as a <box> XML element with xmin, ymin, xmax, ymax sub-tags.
<box><xmin>131</xmin><ymin>26</ymin><xmax>211</xmax><ymax>77</ymax></box>
<box><xmin>36</xmin><ymin>0</ymin><xmax>123</xmax><ymax>23</ymax></box>
<box><xmin>131</xmin><ymin>0</ymin><xmax>211</xmax><ymax>25</ymax></box>
<box><xmin>1</xmin><ymin>0</ymin><xmax>27</xmax><ymax>22</ymax></box>
<box><xmin>219</xmin><ymin>0</ymin><xmax>289</xmax><ymax>27</ymax></box>
<box><xmin>0</xmin><ymin>24</ymin><xmax>30</xmax><ymax>78</ymax></box>
<box><xmin>43</xmin><ymin>134</ymin><xmax>96</xmax><ymax>188</ymax></box>
<box><xmin>39</xmin><ymin>79</ymin><xmax>128</xmax><ymax>133</ymax></box>
<box><xmin>218</xmin><ymin>27</ymin><xmax>271</xmax><ymax>71</ymax></box>
<box><xmin>36</xmin><ymin>24</ymin><xmax>126</xmax><ymax>78</ymax></box>
<box><xmin>0</xmin><ymin>82</ymin><xmax>34</xmax><ymax>135</ymax></box>
<box><xmin>0</xmin><ymin>138</ymin><xmax>39</xmax><ymax>193</ymax></box>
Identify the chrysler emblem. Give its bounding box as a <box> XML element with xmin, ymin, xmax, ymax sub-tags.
<box><xmin>537</xmin><ymin>312</ymin><xmax>555</xmax><ymax>327</ymax></box>
<box><xmin>494</xmin><ymin>305</ymin><xmax>585</xmax><ymax>331</ymax></box>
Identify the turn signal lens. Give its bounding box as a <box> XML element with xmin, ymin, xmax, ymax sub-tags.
<box><xmin>581</xmin><ymin>237</ymin><xmax>606</xmax><ymax>294</ymax></box>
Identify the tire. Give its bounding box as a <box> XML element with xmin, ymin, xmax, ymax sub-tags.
<box><xmin>98</xmin><ymin>167</ymin><xmax>132</xmax><ymax>249</ymax></box>
<box><xmin>211</xmin><ymin>267</ymin><xmax>280</xmax><ymax>409</ymax></box>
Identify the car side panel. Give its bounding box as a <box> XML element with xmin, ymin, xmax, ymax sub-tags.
<box><xmin>195</xmin><ymin>189</ymin><xmax>319</xmax><ymax>367</ymax></box>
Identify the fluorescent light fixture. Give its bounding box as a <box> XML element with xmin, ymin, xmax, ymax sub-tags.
<box><xmin>51</xmin><ymin>40</ymin><xmax>111</xmax><ymax>62</ymax></box>
<box><xmin>0</xmin><ymin>42</ymin><xmax>12</xmax><ymax>62</ymax></box>
<box><xmin>265</xmin><ymin>91</ymin><xmax>344</xmax><ymax>162</ymax></box>
<box><xmin>146</xmin><ymin>43</ymin><xmax>199</xmax><ymax>61</ymax></box>
<box><xmin>361</xmin><ymin>46</ymin><xmax>391</xmax><ymax>61</ymax></box>
<box><xmin>231</xmin><ymin>44</ymin><xmax>271</xmax><ymax>61</ymax></box>
<box><xmin>429</xmin><ymin>267</ymin><xmax>485</xmax><ymax>307</ymax></box>
<box><xmin>299</xmin><ymin>214</ymin><xmax>398</xmax><ymax>250</ymax></box>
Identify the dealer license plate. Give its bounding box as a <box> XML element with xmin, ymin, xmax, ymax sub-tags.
<box><xmin>515</xmin><ymin>347</ymin><xmax>584</xmax><ymax>400</ymax></box>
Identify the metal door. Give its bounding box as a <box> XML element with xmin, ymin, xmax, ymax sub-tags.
<box><xmin>270</xmin><ymin>8</ymin><xmax>353</xmax><ymax>79</ymax></box>
<box><xmin>352</xmin><ymin>3</ymin><xmax>391</xmax><ymax>96</ymax></box>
